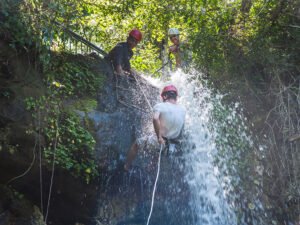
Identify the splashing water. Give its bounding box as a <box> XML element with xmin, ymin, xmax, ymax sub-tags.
<box><xmin>144</xmin><ymin>69</ymin><xmax>266</xmax><ymax>225</ymax></box>
<box><xmin>95</xmin><ymin>69</ymin><xmax>267</xmax><ymax>225</ymax></box>
<box><xmin>168</xmin><ymin>70</ymin><xmax>237</xmax><ymax>225</ymax></box>
<box><xmin>149</xmin><ymin>70</ymin><xmax>234</xmax><ymax>224</ymax></box>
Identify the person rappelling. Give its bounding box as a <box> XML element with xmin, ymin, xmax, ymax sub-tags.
<box><xmin>106</xmin><ymin>29</ymin><xmax>142</xmax><ymax>78</ymax></box>
<box><xmin>124</xmin><ymin>84</ymin><xmax>186</xmax><ymax>171</ymax></box>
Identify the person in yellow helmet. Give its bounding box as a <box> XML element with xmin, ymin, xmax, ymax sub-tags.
<box><xmin>168</xmin><ymin>28</ymin><xmax>191</xmax><ymax>70</ymax></box>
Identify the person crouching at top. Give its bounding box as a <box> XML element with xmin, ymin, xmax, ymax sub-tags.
<box><xmin>106</xmin><ymin>29</ymin><xmax>142</xmax><ymax>77</ymax></box>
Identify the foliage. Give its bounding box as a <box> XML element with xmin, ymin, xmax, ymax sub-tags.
<box><xmin>43</xmin><ymin>112</ymin><xmax>98</xmax><ymax>183</ymax></box>
<box><xmin>65</xmin><ymin>98</ymin><xmax>97</xmax><ymax>113</ymax></box>
<box><xmin>25</xmin><ymin>94</ymin><xmax>98</xmax><ymax>183</ymax></box>
<box><xmin>1</xmin><ymin>0</ymin><xmax>299</xmax><ymax>77</ymax></box>
<box><xmin>210</xmin><ymin>99</ymin><xmax>268</xmax><ymax>224</ymax></box>
<box><xmin>44</xmin><ymin>54</ymin><xmax>105</xmax><ymax>98</ymax></box>
<box><xmin>1</xmin><ymin>0</ymin><xmax>299</xmax><ymax>222</ymax></box>
<box><xmin>0</xmin><ymin>0</ymin><xmax>38</xmax><ymax>48</ymax></box>
<box><xmin>22</xmin><ymin>53</ymin><xmax>103</xmax><ymax>183</ymax></box>
<box><xmin>0</xmin><ymin>127</ymin><xmax>18</xmax><ymax>154</ymax></box>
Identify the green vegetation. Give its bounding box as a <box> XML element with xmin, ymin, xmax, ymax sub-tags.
<box><xmin>1</xmin><ymin>0</ymin><xmax>298</xmax><ymax>79</ymax></box>
<box><xmin>42</xmin><ymin>112</ymin><xmax>98</xmax><ymax>183</ymax></box>
<box><xmin>0</xmin><ymin>0</ymin><xmax>299</xmax><ymax>223</ymax></box>
<box><xmin>44</xmin><ymin>54</ymin><xmax>105</xmax><ymax>97</ymax></box>
<box><xmin>23</xmin><ymin>54</ymin><xmax>104</xmax><ymax>183</ymax></box>
<box><xmin>211</xmin><ymin>100</ymin><xmax>267</xmax><ymax>224</ymax></box>
<box><xmin>25</xmin><ymin>95</ymin><xmax>98</xmax><ymax>183</ymax></box>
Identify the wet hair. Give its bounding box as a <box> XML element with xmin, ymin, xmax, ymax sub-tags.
<box><xmin>162</xmin><ymin>91</ymin><xmax>177</xmax><ymax>101</ymax></box>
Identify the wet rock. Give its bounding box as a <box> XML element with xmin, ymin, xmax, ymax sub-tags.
<box><xmin>0</xmin><ymin>185</ymin><xmax>46</xmax><ymax>225</ymax></box>
<box><xmin>90</xmin><ymin>110</ymin><xmax>136</xmax><ymax>158</ymax></box>
<box><xmin>0</xmin><ymin>99</ymin><xmax>26</xmax><ymax>125</ymax></box>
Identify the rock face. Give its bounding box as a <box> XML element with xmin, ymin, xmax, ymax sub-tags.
<box><xmin>0</xmin><ymin>41</ymin><xmax>192</xmax><ymax>225</ymax></box>
<box><xmin>91</xmin><ymin>65</ymin><xmax>196</xmax><ymax>224</ymax></box>
<box><xmin>0</xmin><ymin>39</ymin><xmax>161</xmax><ymax>225</ymax></box>
<box><xmin>93</xmin><ymin>62</ymin><xmax>159</xmax><ymax>168</ymax></box>
<box><xmin>0</xmin><ymin>185</ymin><xmax>46</xmax><ymax>225</ymax></box>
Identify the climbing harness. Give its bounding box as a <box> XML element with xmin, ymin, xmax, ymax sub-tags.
<box><xmin>146</xmin><ymin>144</ymin><xmax>163</xmax><ymax>225</ymax></box>
<box><xmin>162</xmin><ymin>137</ymin><xmax>181</xmax><ymax>156</ymax></box>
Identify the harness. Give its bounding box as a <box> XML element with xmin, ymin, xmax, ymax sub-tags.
<box><xmin>162</xmin><ymin>137</ymin><xmax>182</xmax><ymax>156</ymax></box>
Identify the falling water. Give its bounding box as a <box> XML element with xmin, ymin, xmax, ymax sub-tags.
<box><xmin>95</xmin><ymin>69</ymin><xmax>267</xmax><ymax>225</ymax></box>
<box><xmin>146</xmin><ymin>69</ymin><xmax>266</xmax><ymax>225</ymax></box>
<box><xmin>163</xmin><ymin>70</ymin><xmax>237</xmax><ymax>225</ymax></box>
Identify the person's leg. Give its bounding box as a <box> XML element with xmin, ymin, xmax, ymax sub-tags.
<box><xmin>124</xmin><ymin>141</ymin><xmax>138</xmax><ymax>170</ymax></box>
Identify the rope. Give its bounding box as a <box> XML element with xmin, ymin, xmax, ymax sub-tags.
<box><xmin>5</xmin><ymin>140</ymin><xmax>37</xmax><ymax>185</ymax></box>
<box><xmin>44</xmin><ymin>118</ymin><xmax>59</xmax><ymax>223</ymax></box>
<box><xmin>132</xmin><ymin>74</ymin><xmax>153</xmax><ymax>111</ymax></box>
<box><xmin>146</xmin><ymin>144</ymin><xmax>163</xmax><ymax>225</ymax></box>
<box><xmin>114</xmin><ymin>71</ymin><xmax>150</xmax><ymax>113</ymax></box>
<box><xmin>5</xmin><ymin>109</ymin><xmax>42</xmax><ymax>186</ymax></box>
<box><xmin>38</xmin><ymin>109</ymin><xmax>44</xmax><ymax>214</ymax></box>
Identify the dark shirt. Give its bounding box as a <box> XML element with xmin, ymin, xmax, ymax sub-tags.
<box><xmin>106</xmin><ymin>42</ymin><xmax>133</xmax><ymax>72</ymax></box>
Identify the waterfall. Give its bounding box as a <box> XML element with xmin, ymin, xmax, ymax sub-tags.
<box><xmin>145</xmin><ymin>69</ymin><xmax>265</xmax><ymax>225</ymax></box>
<box><xmin>164</xmin><ymin>70</ymin><xmax>238</xmax><ymax>225</ymax></box>
<box><xmin>95</xmin><ymin>69</ymin><xmax>267</xmax><ymax>225</ymax></box>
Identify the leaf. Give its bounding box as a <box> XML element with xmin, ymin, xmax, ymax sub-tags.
<box><xmin>248</xmin><ymin>203</ymin><xmax>255</xmax><ymax>210</ymax></box>
<box><xmin>85</xmin><ymin>168</ymin><xmax>91</xmax><ymax>174</ymax></box>
<box><xmin>52</xmin><ymin>81</ymin><xmax>64</xmax><ymax>88</ymax></box>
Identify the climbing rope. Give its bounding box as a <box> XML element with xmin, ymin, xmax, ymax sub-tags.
<box><xmin>5</xmin><ymin>110</ymin><xmax>44</xmax><ymax>187</ymax></box>
<box><xmin>132</xmin><ymin>73</ymin><xmax>153</xmax><ymax>111</ymax></box>
<box><xmin>146</xmin><ymin>144</ymin><xmax>163</xmax><ymax>225</ymax></box>
<box><xmin>5</xmin><ymin>139</ymin><xmax>37</xmax><ymax>185</ymax></box>
<box><xmin>116</xmin><ymin>76</ymin><xmax>164</xmax><ymax>225</ymax></box>
<box><xmin>38</xmin><ymin>109</ymin><xmax>44</xmax><ymax>215</ymax></box>
<box><xmin>114</xmin><ymin>71</ymin><xmax>151</xmax><ymax>113</ymax></box>
<box><xmin>44</xmin><ymin>118</ymin><xmax>59</xmax><ymax>223</ymax></box>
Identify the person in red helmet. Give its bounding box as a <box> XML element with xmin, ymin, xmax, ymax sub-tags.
<box><xmin>106</xmin><ymin>29</ymin><xmax>142</xmax><ymax>77</ymax></box>
<box><xmin>124</xmin><ymin>84</ymin><xmax>186</xmax><ymax>170</ymax></box>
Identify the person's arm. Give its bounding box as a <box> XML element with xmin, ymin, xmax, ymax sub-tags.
<box><xmin>169</xmin><ymin>45</ymin><xmax>178</xmax><ymax>54</ymax></box>
<box><xmin>115</xmin><ymin>64</ymin><xmax>125</xmax><ymax>76</ymax></box>
<box><xmin>169</xmin><ymin>45</ymin><xmax>182</xmax><ymax>68</ymax></box>
<box><xmin>111</xmin><ymin>45</ymin><xmax>126</xmax><ymax>76</ymax></box>
<box><xmin>129</xmin><ymin>68</ymin><xmax>138</xmax><ymax>77</ymax></box>
<box><xmin>153</xmin><ymin>111</ymin><xmax>165</xmax><ymax>145</ymax></box>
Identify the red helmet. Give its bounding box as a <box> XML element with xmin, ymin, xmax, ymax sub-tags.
<box><xmin>129</xmin><ymin>29</ymin><xmax>142</xmax><ymax>42</ymax></box>
<box><xmin>161</xmin><ymin>85</ymin><xmax>178</xmax><ymax>97</ymax></box>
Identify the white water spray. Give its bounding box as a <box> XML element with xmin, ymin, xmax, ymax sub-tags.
<box><xmin>148</xmin><ymin>69</ymin><xmax>238</xmax><ymax>225</ymax></box>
